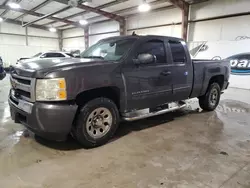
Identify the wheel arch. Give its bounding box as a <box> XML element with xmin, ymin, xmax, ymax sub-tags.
<box><xmin>208</xmin><ymin>75</ymin><xmax>224</xmax><ymax>89</ymax></box>
<box><xmin>201</xmin><ymin>74</ymin><xmax>224</xmax><ymax>96</ymax></box>
<box><xmin>75</xmin><ymin>86</ymin><xmax>121</xmax><ymax>109</ymax></box>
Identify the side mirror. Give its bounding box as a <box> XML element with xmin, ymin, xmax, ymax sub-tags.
<box><xmin>136</xmin><ymin>53</ymin><xmax>155</xmax><ymax>64</ymax></box>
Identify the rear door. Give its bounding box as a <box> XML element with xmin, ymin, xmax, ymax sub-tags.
<box><xmin>168</xmin><ymin>40</ymin><xmax>193</xmax><ymax>101</ymax></box>
<box><xmin>122</xmin><ymin>37</ymin><xmax>175</xmax><ymax>111</ymax></box>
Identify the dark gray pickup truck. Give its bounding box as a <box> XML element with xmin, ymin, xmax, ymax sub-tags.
<box><xmin>9</xmin><ymin>35</ymin><xmax>230</xmax><ymax>148</ymax></box>
<box><xmin>0</xmin><ymin>56</ymin><xmax>6</xmax><ymax>80</ymax></box>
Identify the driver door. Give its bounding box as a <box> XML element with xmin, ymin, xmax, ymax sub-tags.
<box><xmin>122</xmin><ymin>37</ymin><xmax>174</xmax><ymax>111</ymax></box>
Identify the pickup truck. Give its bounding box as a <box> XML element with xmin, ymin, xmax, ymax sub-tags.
<box><xmin>9</xmin><ymin>35</ymin><xmax>230</xmax><ymax>148</ymax></box>
<box><xmin>0</xmin><ymin>56</ymin><xmax>6</xmax><ymax>80</ymax></box>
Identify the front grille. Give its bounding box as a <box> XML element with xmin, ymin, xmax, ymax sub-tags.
<box><xmin>15</xmin><ymin>89</ymin><xmax>31</xmax><ymax>98</ymax></box>
<box><xmin>10</xmin><ymin>74</ymin><xmax>35</xmax><ymax>102</ymax></box>
<box><xmin>15</xmin><ymin>78</ymin><xmax>31</xmax><ymax>85</ymax></box>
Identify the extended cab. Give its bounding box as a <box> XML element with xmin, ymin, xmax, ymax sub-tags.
<box><xmin>0</xmin><ymin>56</ymin><xmax>6</xmax><ymax>80</ymax></box>
<box><xmin>9</xmin><ymin>35</ymin><xmax>230</xmax><ymax>148</ymax></box>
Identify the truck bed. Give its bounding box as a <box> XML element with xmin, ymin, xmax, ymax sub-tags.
<box><xmin>190</xmin><ymin>59</ymin><xmax>230</xmax><ymax>98</ymax></box>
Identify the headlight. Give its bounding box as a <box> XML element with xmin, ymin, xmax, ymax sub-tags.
<box><xmin>36</xmin><ymin>78</ymin><xmax>67</xmax><ymax>101</ymax></box>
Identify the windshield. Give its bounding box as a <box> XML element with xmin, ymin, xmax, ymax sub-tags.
<box><xmin>80</xmin><ymin>38</ymin><xmax>137</xmax><ymax>61</ymax></box>
<box><xmin>32</xmin><ymin>52</ymin><xmax>42</xmax><ymax>58</ymax></box>
<box><xmin>66</xmin><ymin>53</ymin><xmax>74</xmax><ymax>57</ymax></box>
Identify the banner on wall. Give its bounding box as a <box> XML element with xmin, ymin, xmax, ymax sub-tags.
<box><xmin>190</xmin><ymin>39</ymin><xmax>250</xmax><ymax>90</ymax></box>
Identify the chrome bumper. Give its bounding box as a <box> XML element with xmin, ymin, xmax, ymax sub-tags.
<box><xmin>9</xmin><ymin>89</ymin><xmax>33</xmax><ymax>114</ymax></box>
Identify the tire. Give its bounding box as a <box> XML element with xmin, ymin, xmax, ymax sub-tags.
<box><xmin>72</xmin><ymin>97</ymin><xmax>120</xmax><ymax>148</ymax></box>
<box><xmin>199</xmin><ymin>83</ymin><xmax>221</xmax><ymax>111</ymax></box>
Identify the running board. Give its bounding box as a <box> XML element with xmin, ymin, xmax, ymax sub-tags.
<box><xmin>122</xmin><ymin>101</ymin><xmax>187</xmax><ymax>121</ymax></box>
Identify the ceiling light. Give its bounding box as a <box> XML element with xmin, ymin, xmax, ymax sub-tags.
<box><xmin>0</xmin><ymin>17</ymin><xmax>3</xmax><ymax>22</ymax></box>
<box><xmin>8</xmin><ymin>2</ymin><xmax>21</xmax><ymax>9</ymax></box>
<box><xmin>138</xmin><ymin>2</ymin><xmax>151</xmax><ymax>12</ymax></box>
<box><xmin>49</xmin><ymin>27</ymin><xmax>57</xmax><ymax>32</ymax></box>
<box><xmin>79</xmin><ymin>19</ymin><xmax>88</xmax><ymax>25</ymax></box>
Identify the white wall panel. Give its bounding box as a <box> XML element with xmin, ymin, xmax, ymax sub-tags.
<box><xmin>189</xmin><ymin>0</ymin><xmax>250</xmax><ymax>41</ymax></box>
<box><xmin>0</xmin><ymin>34</ymin><xmax>26</xmax><ymax>45</ymax></box>
<box><xmin>188</xmin><ymin>20</ymin><xmax>222</xmax><ymax>41</ymax></box>
<box><xmin>89</xmin><ymin>21</ymin><xmax>119</xmax><ymax>34</ymax></box>
<box><xmin>28</xmin><ymin>27</ymin><xmax>58</xmax><ymax>38</ymax></box>
<box><xmin>63</xmin><ymin>37</ymin><xmax>85</xmax><ymax>51</ymax></box>
<box><xmin>127</xmin><ymin>8</ymin><xmax>182</xmax><ymax>30</ymax></box>
<box><xmin>190</xmin><ymin>0</ymin><xmax>250</xmax><ymax>20</ymax></box>
<box><xmin>89</xmin><ymin>32</ymin><xmax>119</xmax><ymax>46</ymax></box>
<box><xmin>0</xmin><ymin>43</ymin><xmax>58</xmax><ymax>66</ymax></box>
<box><xmin>220</xmin><ymin>15</ymin><xmax>250</xmax><ymax>40</ymax></box>
<box><xmin>63</xmin><ymin>28</ymin><xmax>85</xmax><ymax>38</ymax></box>
<box><xmin>0</xmin><ymin>23</ymin><xmax>59</xmax><ymax>66</ymax></box>
<box><xmin>28</xmin><ymin>37</ymin><xmax>59</xmax><ymax>48</ymax></box>
<box><xmin>0</xmin><ymin>23</ymin><xmax>25</xmax><ymax>35</ymax></box>
<box><xmin>128</xmin><ymin>25</ymin><xmax>181</xmax><ymax>38</ymax></box>
<box><xmin>189</xmin><ymin>15</ymin><xmax>250</xmax><ymax>41</ymax></box>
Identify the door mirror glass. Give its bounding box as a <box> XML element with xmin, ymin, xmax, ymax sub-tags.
<box><xmin>137</xmin><ymin>53</ymin><xmax>155</xmax><ymax>64</ymax></box>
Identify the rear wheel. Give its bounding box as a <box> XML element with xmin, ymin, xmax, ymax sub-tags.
<box><xmin>72</xmin><ymin>97</ymin><xmax>119</xmax><ymax>148</ymax></box>
<box><xmin>199</xmin><ymin>83</ymin><xmax>221</xmax><ymax>111</ymax></box>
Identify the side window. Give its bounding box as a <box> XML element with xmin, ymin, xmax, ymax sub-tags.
<box><xmin>56</xmin><ymin>53</ymin><xmax>66</xmax><ymax>57</ymax></box>
<box><xmin>42</xmin><ymin>53</ymin><xmax>65</xmax><ymax>58</ymax></box>
<box><xmin>169</xmin><ymin>41</ymin><xmax>186</xmax><ymax>63</ymax></box>
<box><xmin>137</xmin><ymin>40</ymin><xmax>166</xmax><ymax>63</ymax></box>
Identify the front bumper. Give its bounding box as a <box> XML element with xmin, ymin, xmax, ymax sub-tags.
<box><xmin>9</xmin><ymin>92</ymin><xmax>77</xmax><ymax>141</ymax></box>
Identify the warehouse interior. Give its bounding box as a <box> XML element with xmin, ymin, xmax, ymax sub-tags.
<box><xmin>0</xmin><ymin>0</ymin><xmax>250</xmax><ymax>187</ymax></box>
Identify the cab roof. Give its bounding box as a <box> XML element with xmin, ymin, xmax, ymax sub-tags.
<box><xmin>101</xmin><ymin>34</ymin><xmax>184</xmax><ymax>42</ymax></box>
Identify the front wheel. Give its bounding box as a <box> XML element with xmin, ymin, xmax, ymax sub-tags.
<box><xmin>72</xmin><ymin>97</ymin><xmax>119</xmax><ymax>148</ymax></box>
<box><xmin>199</xmin><ymin>83</ymin><xmax>221</xmax><ymax>111</ymax></box>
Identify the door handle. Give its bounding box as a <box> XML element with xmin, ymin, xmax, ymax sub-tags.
<box><xmin>160</xmin><ymin>71</ymin><xmax>171</xmax><ymax>76</ymax></box>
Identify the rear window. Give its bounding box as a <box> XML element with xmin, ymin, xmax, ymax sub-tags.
<box><xmin>169</xmin><ymin>41</ymin><xmax>186</xmax><ymax>63</ymax></box>
<box><xmin>43</xmin><ymin>53</ymin><xmax>65</xmax><ymax>58</ymax></box>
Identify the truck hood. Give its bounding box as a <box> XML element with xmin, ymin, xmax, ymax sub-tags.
<box><xmin>13</xmin><ymin>58</ymin><xmax>112</xmax><ymax>77</ymax></box>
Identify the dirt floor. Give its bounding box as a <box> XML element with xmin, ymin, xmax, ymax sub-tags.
<box><xmin>0</xmin><ymin>75</ymin><xmax>250</xmax><ymax>188</ymax></box>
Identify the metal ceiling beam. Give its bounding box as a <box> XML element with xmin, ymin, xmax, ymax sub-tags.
<box><xmin>0</xmin><ymin>5</ymin><xmax>80</xmax><ymax>28</ymax></box>
<box><xmin>84</xmin><ymin>26</ymin><xmax>89</xmax><ymax>48</ymax></box>
<box><xmin>87</xmin><ymin>0</ymin><xmax>167</xmax><ymax>24</ymax></box>
<box><xmin>1</xmin><ymin>0</ymin><xmax>9</xmax><ymax>6</ymax></box>
<box><xmin>0</xmin><ymin>5</ymin><xmax>43</xmax><ymax>16</ymax></box>
<box><xmin>22</xmin><ymin>6</ymin><xmax>71</xmax><ymax>27</ymax></box>
<box><xmin>168</xmin><ymin>0</ymin><xmax>188</xmax><ymax>9</ymax></box>
<box><xmin>59</xmin><ymin>0</ymin><xmax>209</xmax><ymax>31</ymax></box>
<box><xmin>14</xmin><ymin>0</ymin><xmax>53</xmax><ymax>21</ymax></box>
<box><xmin>168</xmin><ymin>0</ymin><xmax>189</xmax><ymax>41</ymax></box>
<box><xmin>44</xmin><ymin>0</ymin><xmax>128</xmax><ymax>26</ymax></box>
<box><xmin>53</xmin><ymin>0</ymin><xmax>125</xmax><ymax>22</ymax></box>
<box><xmin>0</xmin><ymin>0</ymin><xmax>22</xmax><ymax>17</ymax></box>
<box><xmin>56</xmin><ymin>0</ymin><xmax>167</xmax><ymax>29</ymax></box>
<box><xmin>182</xmin><ymin>3</ymin><xmax>189</xmax><ymax>41</ymax></box>
<box><xmin>2</xmin><ymin>17</ymin><xmax>50</xmax><ymax>30</ymax></box>
<box><xmin>58</xmin><ymin>3</ymin><xmax>176</xmax><ymax>30</ymax></box>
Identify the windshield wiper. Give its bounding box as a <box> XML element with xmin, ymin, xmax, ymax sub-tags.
<box><xmin>82</xmin><ymin>56</ymin><xmax>104</xmax><ymax>59</ymax></box>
